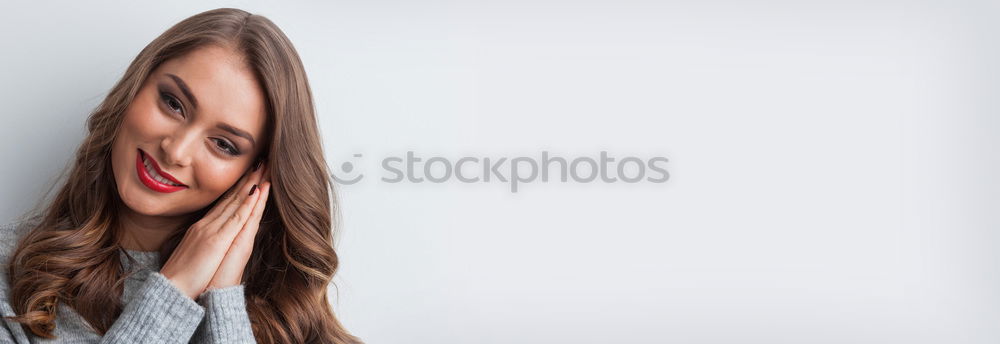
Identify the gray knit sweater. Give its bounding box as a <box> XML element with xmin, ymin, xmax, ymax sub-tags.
<box><xmin>0</xmin><ymin>216</ymin><xmax>257</xmax><ymax>343</ymax></box>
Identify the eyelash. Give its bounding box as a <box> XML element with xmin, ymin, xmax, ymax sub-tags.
<box><xmin>159</xmin><ymin>91</ymin><xmax>241</xmax><ymax>156</ymax></box>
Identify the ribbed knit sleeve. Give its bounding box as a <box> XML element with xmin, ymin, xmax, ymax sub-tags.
<box><xmin>192</xmin><ymin>285</ymin><xmax>257</xmax><ymax>343</ymax></box>
<box><xmin>99</xmin><ymin>271</ymin><xmax>205</xmax><ymax>343</ymax></box>
<box><xmin>2</xmin><ymin>217</ymin><xmax>262</xmax><ymax>343</ymax></box>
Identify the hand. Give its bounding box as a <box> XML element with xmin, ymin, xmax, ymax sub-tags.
<box><xmin>159</xmin><ymin>161</ymin><xmax>270</xmax><ymax>299</ymax></box>
<box><xmin>206</xmin><ymin>173</ymin><xmax>271</xmax><ymax>292</ymax></box>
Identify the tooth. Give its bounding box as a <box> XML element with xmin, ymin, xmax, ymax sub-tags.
<box><xmin>161</xmin><ymin>176</ymin><xmax>177</xmax><ymax>186</ymax></box>
<box><xmin>141</xmin><ymin>157</ymin><xmax>181</xmax><ymax>186</ymax></box>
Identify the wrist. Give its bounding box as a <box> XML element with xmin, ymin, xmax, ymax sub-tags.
<box><xmin>162</xmin><ymin>273</ymin><xmax>201</xmax><ymax>300</ymax></box>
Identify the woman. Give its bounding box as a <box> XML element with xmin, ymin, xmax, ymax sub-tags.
<box><xmin>0</xmin><ymin>8</ymin><xmax>362</xmax><ymax>344</ymax></box>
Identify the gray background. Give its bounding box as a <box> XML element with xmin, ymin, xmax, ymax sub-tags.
<box><xmin>2</xmin><ymin>0</ymin><xmax>999</xmax><ymax>343</ymax></box>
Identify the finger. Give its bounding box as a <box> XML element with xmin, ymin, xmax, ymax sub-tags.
<box><xmin>206</xmin><ymin>162</ymin><xmax>267</xmax><ymax>225</ymax></box>
<box><xmin>210</xmin><ymin>182</ymin><xmax>271</xmax><ymax>288</ymax></box>
<box><xmin>215</xmin><ymin>178</ymin><xmax>262</xmax><ymax>236</ymax></box>
<box><xmin>202</xmin><ymin>167</ymin><xmax>256</xmax><ymax>222</ymax></box>
<box><xmin>226</xmin><ymin>182</ymin><xmax>271</xmax><ymax>264</ymax></box>
<box><xmin>217</xmin><ymin>163</ymin><xmax>264</xmax><ymax>209</ymax></box>
<box><xmin>235</xmin><ymin>182</ymin><xmax>269</xmax><ymax>259</ymax></box>
<box><xmin>240</xmin><ymin>181</ymin><xmax>269</xmax><ymax>241</ymax></box>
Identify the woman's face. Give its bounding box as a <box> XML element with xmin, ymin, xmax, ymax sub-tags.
<box><xmin>111</xmin><ymin>45</ymin><xmax>267</xmax><ymax>217</ymax></box>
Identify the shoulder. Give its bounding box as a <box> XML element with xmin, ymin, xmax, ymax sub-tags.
<box><xmin>1</xmin><ymin>214</ymin><xmax>41</xmax><ymax>298</ymax></box>
<box><xmin>0</xmin><ymin>213</ymin><xmax>42</xmax><ymax>260</ymax></box>
<box><xmin>1</xmin><ymin>213</ymin><xmax>43</xmax><ymax>269</ymax></box>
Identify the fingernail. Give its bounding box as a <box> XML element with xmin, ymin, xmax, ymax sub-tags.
<box><xmin>248</xmin><ymin>184</ymin><xmax>258</xmax><ymax>196</ymax></box>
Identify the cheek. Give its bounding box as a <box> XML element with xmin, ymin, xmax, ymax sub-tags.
<box><xmin>113</xmin><ymin>94</ymin><xmax>165</xmax><ymax>175</ymax></box>
<box><xmin>195</xmin><ymin>163</ymin><xmax>246</xmax><ymax>196</ymax></box>
<box><xmin>123</xmin><ymin>98</ymin><xmax>173</xmax><ymax>138</ymax></box>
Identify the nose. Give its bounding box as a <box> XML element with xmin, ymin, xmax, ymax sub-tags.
<box><xmin>160</xmin><ymin>129</ymin><xmax>197</xmax><ymax>167</ymax></box>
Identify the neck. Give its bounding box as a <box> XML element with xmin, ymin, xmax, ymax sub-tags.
<box><xmin>117</xmin><ymin>207</ymin><xmax>191</xmax><ymax>252</ymax></box>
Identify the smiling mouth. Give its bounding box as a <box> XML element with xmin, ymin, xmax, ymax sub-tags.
<box><xmin>136</xmin><ymin>148</ymin><xmax>187</xmax><ymax>193</ymax></box>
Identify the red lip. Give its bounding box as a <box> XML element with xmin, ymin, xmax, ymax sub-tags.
<box><xmin>136</xmin><ymin>149</ymin><xmax>187</xmax><ymax>193</ymax></box>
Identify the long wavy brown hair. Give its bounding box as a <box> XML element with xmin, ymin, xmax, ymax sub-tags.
<box><xmin>3</xmin><ymin>8</ymin><xmax>361</xmax><ymax>343</ymax></box>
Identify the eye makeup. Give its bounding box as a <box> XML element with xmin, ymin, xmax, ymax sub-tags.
<box><xmin>159</xmin><ymin>89</ymin><xmax>184</xmax><ymax>114</ymax></box>
<box><xmin>155</xmin><ymin>83</ymin><xmax>243</xmax><ymax>157</ymax></box>
<box><xmin>214</xmin><ymin>138</ymin><xmax>241</xmax><ymax>156</ymax></box>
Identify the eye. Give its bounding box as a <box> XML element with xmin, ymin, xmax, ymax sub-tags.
<box><xmin>213</xmin><ymin>138</ymin><xmax>241</xmax><ymax>156</ymax></box>
<box><xmin>160</xmin><ymin>91</ymin><xmax>184</xmax><ymax>115</ymax></box>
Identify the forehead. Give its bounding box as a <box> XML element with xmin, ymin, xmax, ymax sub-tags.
<box><xmin>149</xmin><ymin>45</ymin><xmax>267</xmax><ymax>144</ymax></box>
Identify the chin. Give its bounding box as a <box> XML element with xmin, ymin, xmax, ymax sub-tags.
<box><xmin>117</xmin><ymin>184</ymin><xmax>184</xmax><ymax>217</ymax></box>
<box><xmin>121</xmin><ymin>191</ymin><xmax>167</xmax><ymax>216</ymax></box>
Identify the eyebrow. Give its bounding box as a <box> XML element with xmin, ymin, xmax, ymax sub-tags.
<box><xmin>166</xmin><ymin>73</ymin><xmax>198</xmax><ymax>110</ymax></box>
<box><xmin>218</xmin><ymin>123</ymin><xmax>256</xmax><ymax>148</ymax></box>
<box><xmin>165</xmin><ymin>73</ymin><xmax>256</xmax><ymax>148</ymax></box>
